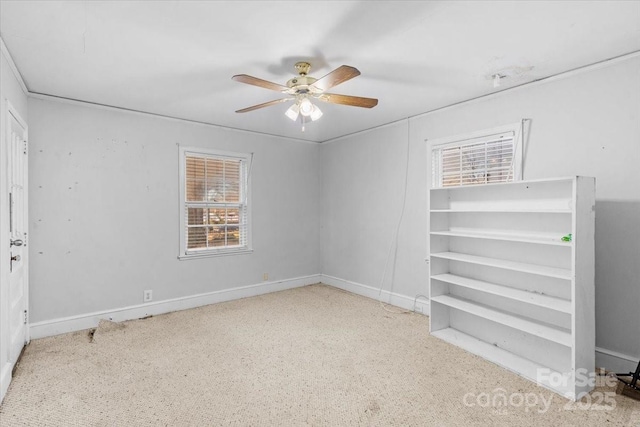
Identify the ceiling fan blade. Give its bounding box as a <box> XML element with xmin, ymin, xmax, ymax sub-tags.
<box><xmin>311</xmin><ymin>65</ymin><xmax>361</xmax><ymax>92</ymax></box>
<box><xmin>235</xmin><ymin>98</ymin><xmax>294</xmax><ymax>113</ymax></box>
<box><xmin>316</xmin><ymin>93</ymin><xmax>378</xmax><ymax>108</ymax></box>
<box><xmin>232</xmin><ymin>74</ymin><xmax>290</xmax><ymax>92</ymax></box>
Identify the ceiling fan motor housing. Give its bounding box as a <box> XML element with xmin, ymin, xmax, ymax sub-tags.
<box><xmin>286</xmin><ymin>62</ymin><xmax>322</xmax><ymax>95</ymax></box>
<box><xmin>286</xmin><ymin>75</ymin><xmax>319</xmax><ymax>94</ymax></box>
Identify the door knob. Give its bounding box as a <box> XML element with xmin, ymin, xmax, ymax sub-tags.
<box><xmin>10</xmin><ymin>239</ymin><xmax>23</xmax><ymax>247</ymax></box>
<box><xmin>11</xmin><ymin>254</ymin><xmax>20</xmax><ymax>262</ymax></box>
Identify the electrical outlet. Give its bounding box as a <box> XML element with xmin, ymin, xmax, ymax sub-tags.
<box><xmin>263</xmin><ymin>273</ymin><xmax>268</xmax><ymax>281</ymax></box>
<box><xmin>143</xmin><ymin>290</ymin><xmax>153</xmax><ymax>302</ymax></box>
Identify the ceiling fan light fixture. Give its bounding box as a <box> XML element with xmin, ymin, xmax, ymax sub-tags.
<box><xmin>299</xmin><ymin>97</ymin><xmax>314</xmax><ymax>117</ymax></box>
<box><xmin>285</xmin><ymin>103</ymin><xmax>299</xmax><ymax>121</ymax></box>
<box><xmin>310</xmin><ymin>105</ymin><xmax>323</xmax><ymax>121</ymax></box>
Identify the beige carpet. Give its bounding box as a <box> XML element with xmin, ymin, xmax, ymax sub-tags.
<box><xmin>1</xmin><ymin>284</ymin><xmax>638</xmax><ymax>426</ymax></box>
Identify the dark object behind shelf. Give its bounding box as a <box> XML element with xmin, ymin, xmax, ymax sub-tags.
<box><xmin>616</xmin><ymin>360</ymin><xmax>640</xmax><ymax>400</ymax></box>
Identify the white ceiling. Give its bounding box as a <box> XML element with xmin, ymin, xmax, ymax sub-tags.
<box><xmin>1</xmin><ymin>1</ymin><xmax>639</xmax><ymax>143</ymax></box>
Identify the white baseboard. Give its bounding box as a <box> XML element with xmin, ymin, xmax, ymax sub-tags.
<box><xmin>0</xmin><ymin>362</ymin><xmax>11</xmax><ymax>404</ymax></box>
<box><xmin>320</xmin><ymin>274</ymin><xmax>430</xmax><ymax>315</ymax></box>
<box><xmin>596</xmin><ymin>346</ymin><xmax>639</xmax><ymax>373</ymax></box>
<box><xmin>30</xmin><ymin>274</ymin><xmax>321</xmax><ymax>340</ymax></box>
<box><xmin>28</xmin><ymin>273</ymin><xmax>636</xmax><ymax>376</ymax></box>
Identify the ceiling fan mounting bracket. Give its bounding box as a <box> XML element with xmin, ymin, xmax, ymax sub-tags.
<box><xmin>294</xmin><ymin>61</ymin><xmax>311</xmax><ymax>76</ymax></box>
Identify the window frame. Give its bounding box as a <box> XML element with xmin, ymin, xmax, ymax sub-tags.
<box><xmin>178</xmin><ymin>146</ymin><xmax>252</xmax><ymax>260</ymax></box>
<box><xmin>428</xmin><ymin>122</ymin><xmax>524</xmax><ymax>189</ymax></box>
<box><xmin>425</xmin><ymin>122</ymin><xmax>524</xmax><ymax>263</ymax></box>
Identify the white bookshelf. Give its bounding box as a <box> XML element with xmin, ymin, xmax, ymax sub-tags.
<box><xmin>428</xmin><ymin>177</ymin><xmax>595</xmax><ymax>400</ymax></box>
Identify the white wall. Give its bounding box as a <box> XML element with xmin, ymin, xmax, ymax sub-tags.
<box><xmin>27</xmin><ymin>97</ymin><xmax>321</xmax><ymax>324</ymax></box>
<box><xmin>319</xmin><ymin>122</ymin><xmax>429</xmax><ymax>301</ymax></box>
<box><xmin>0</xmin><ymin>43</ymin><xmax>29</xmax><ymax>402</ymax></box>
<box><xmin>320</xmin><ymin>56</ymin><xmax>640</xmax><ymax>372</ymax></box>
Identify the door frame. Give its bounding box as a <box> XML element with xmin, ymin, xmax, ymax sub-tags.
<box><xmin>8</xmin><ymin>100</ymin><xmax>29</xmax><ymax>344</ymax></box>
<box><xmin>0</xmin><ymin>100</ymin><xmax>29</xmax><ymax>402</ymax></box>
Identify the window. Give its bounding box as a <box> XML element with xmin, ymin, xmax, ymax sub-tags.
<box><xmin>179</xmin><ymin>147</ymin><xmax>251</xmax><ymax>258</ymax></box>
<box><xmin>431</xmin><ymin>123</ymin><xmax>523</xmax><ymax>188</ymax></box>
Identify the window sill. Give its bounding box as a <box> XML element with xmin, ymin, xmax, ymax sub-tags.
<box><xmin>178</xmin><ymin>248</ymin><xmax>253</xmax><ymax>260</ymax></box>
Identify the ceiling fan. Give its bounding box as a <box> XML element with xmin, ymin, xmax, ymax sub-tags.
<box><xmin>232</xmin><ymin>62</ymin><xmax>378</xmax><ymax>130</ymax></box>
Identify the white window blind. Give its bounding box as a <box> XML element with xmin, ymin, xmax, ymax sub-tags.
<box><xmin>180</xmin><ymin>148</ymin><xmax>250</xmax><ymax>257</ymax></box>
<box><xmin>432</xmin><ymin>131</ymin><xmax>517</xmax><ymax>188</ymax></box>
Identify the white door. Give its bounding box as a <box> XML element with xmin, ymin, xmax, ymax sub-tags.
<box><xmin>7</xmin><ymin>108</ymin><xmax>28</xmax><ymax>365</ymax></box>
